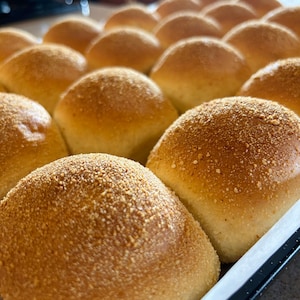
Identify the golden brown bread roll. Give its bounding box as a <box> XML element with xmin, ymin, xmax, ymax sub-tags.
<box><xmin>146</xmin><ymin>96</ymin><xmax>300</xmax><ymax>263</ymax></box>
<box><xmin>153</xmin><ymin>11</ymin><xmax>222</xmax><ymax>49</ymax></box>
<box><xmin>53</xmin><ymin>67</ymin><xmax>178</xmax><ymax>164</ymax></box>
<box><xmin>0</xmin><ymin>92</ymin><xmax>68</xmax><ymax>200</ymax></box>
<box><xmin>85</xmin><ymin>27</ymin><xmax>163</xmax><ymax>74</ymax></box>
<box><xmin>262</xmin><ymin>6</ymin><xmax>300</xmax><ymax>38</ymax></box>
<box><xmin>0</xmin><ymin>27</ymin><xmax>38</xmax><ymax>64</ymax></box>
<box><xmin>104</xmin><ymin>4</ymin><xmax>160</xmax><ymax>32</ymax></box>
<box><xmin>150</xmin><ymin>37</ymin><xmax>251</xmax><ymax>113</ymax></box>
<box><xmin>201</xmin><ymin>1</ymin><xmax>257</xmax><ymax>36</ymax></box>
<box><xmin>155</xmin><ymin>0</ymin><xmax>203</xmax><ymax>18</ymax></box>
<box><xmin>43</xmin><ymin>15</ymin><xmax>101</xmax><ymax>54</ymax></box>
<box><xmin>0</xmin><ymin>44</ymin><xmax>88</xmax><ymax>115</ymax></box>
<box><xmin>0</xmin><ymin>153</ymin><xmax>220</xmax><ymax>299</ymax></box>
<box><xmin>237</xmin><ymin>0</ymin><xmax>282</xmax><ymax>17</ymax></box>
<box><xmin>237</xmin><ymin>58</ymin><xmax>300</xmax><ymax>116</ymax></box>
<box><xmin>223</xmin><ymin>20</ymin><xmax>300</xmax><ymax>74</ymax></box>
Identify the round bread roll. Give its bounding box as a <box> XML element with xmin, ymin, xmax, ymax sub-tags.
<box><xmin>85</xmin><ymin>27</ymin><xmax>163</xmax><ymax>74</ymax></box>
<box><xmin>153</xmin><ymin>11</ymin><xmax>222</xmax><ymax>49</ymax></box>
<box><xmin>201</xmin><ymin>1</ymin><xmax>257</xmax><ymax>36</ymax></box>
<box><xmin>0</xmin><ymin>153</ymin><xmax>220</xmax><ymax>300</ymax></box>
<box><xmin>223</xmin><ymin>20</ymin><xmax>300</xmax><ymax>74</ymax></box>
<box><xmin>262</xmin><ymin>6</ymin><xmax>300</xmax><ymax>38</ymax></box>
<box><xmin>53</xmin><ymin>67</ymin><xmax>178</xmax><ymax>164</ymax></box>
<box><xmin>237</xmin><ymin>58</ymin><xmax>300</xmax><ymax>116</ymax></box>
<box><xmin>43</xmin><ymin>16</ymin><xmax>101</xmax><ymax>54</ymax></box>
<box><xmin>104</xmin><ymin>4</ymin><xmax>159</xmax><ymax>32</ymax></box>
<box><xmin>0</xmin><ymin>44</ymin><xmax>87</xmax><ymax>115</ymax></box>
<box><xmin>146</xmin><ymin>96</ymin><xmax>300</xmax><ymax>263</ymax></box>
<box><xmin>155</xmin><ymin>0</ymin><xmax>203</xmax><ymax>18</ymax></box>
<box><xmin>237</xmin><ymin>0</ymin><xmax>282</xmax><ymax>17</ymax></box>
<box><xmin>0</xmin><ymin>92</ymin><xmax>68</xmax><ymax>201</ymax></box>
<box><xmin>150</xmin><ymin>37</ymin><xmax>251</xmax><ymax>113</ymax></box>
<box><xmin>0</xmin><ymin>27</ymin><xmax>38</xmax><ymax>64</ymax></box>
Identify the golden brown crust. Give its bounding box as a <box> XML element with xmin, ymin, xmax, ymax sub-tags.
<box><xmin>201</xmin><ymin>1</ymin><xmax>257</xmax><ymax>36</ymax></box>
<box><xmin>0</xmin><ymin>82</ymin><xmax>6</xmax><ymax>92</ymax></box>
<box><xmin>153</xmin><ymin>11</ymin><xmax>222</xmax><ymax>49</ymax></box>
<box><xmin>104</xmin><ymin>4</ymin><xmax>160</xmax><ymax>32</ymax></box>
<box><xmin>85</xmin><ymin>27</ymin><xmax>163</xmax><ymax>74</ymax></box>
<box><xmin>223</xmin><ymin>20</ymin><xmax>300</xmax><ymax>74</ymax></box>
<box><xmin>53</xmin><ymin>67</ymin><xmax>178</xmax><ymax>164</ymax></box>
<box><xmin>0</xmin><ymin>153</ymin><xmax>220</xmax><ymax>299</ymax></box>
<box><xmin>146</xmin><ymin>96</ymin><xmax>300</xmax><ymax>263</ymax></box>
<box><xmin>0</xmin><ymin>92</ymin><xmax>68</xmax><ymax>200</ymax></box>
<box><xmin>237</xmin><ymin>0</ymin><xmax>282</xmax><ymax>17</ymax></box>
<box><xmin>0</xmin><ymin>44</ymin><xmax>88</xmax><ymax>114</ymax></box>
<box><xmin>155</xmin><ymin>0</ymin><xmax>203</xmax><ymax>18</ymax></box>
<box><xmin>237</xmin><ymin>58</ymin><xmax>300</xmax><ymax>116</ymax></box>
<box><xmin>150</xmin><ymin>37</ymin><xmax>251</xmax><ymax>113</ymax></box>
<box><xmin>262</xmin><ymin>6</ymin><xmax>300</xmax><ymax>38</ymax></box>
<box><xmin>0</xmin><ymin>27</ymin><xmax>38</xmax><ymax>63</ymax></box>
<box><xmin>43</xmin><ymin>16</ymin><xmax>101</xmax><ymax>54</ymax></box>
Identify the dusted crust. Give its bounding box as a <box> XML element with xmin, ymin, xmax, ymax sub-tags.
<box><xmin>237</xmin><ymin>0</ymin><xmax>282</xmax><ymax>17</ymax></box>
<box><xmin>155</xmin><ymin>0</ymin><xmax>203</xmax><ymax>18</ymax></box>
<box><xmin>237</xmin><ymin>58</ymin><xmax>300</xmax><ymax>116</ymax></box>
<box><xmin>43</xmin><ymin>16</ymin><xmax>101</xmax><ymax>54</ymax></box>
<box><xmin>104</xmin><ymin>4</ymin><xmax>159</xmax><ymax>32</ymax></box>
<box><xmin>0</xmin><ymin>44</ymin><xmax>88</xmax><ymax>114</ymax></box>
<box><xmin>147</xmin><ymin>96</ymin><xmax>300</xmax><ymax>263</ymax></box>
<box><xmin>223</xmin><ymin>20</ymin><xmax>300</xmax><ymax>74</ymax></box>
<box><xmin>53</xmin><ymin>67</ymin><xmax>178</xmax><ymax>164</ymax></box>
<box><xmin>0</xmin><ymin>153</ymin><xmax>220</xmax><ymax>300</ymax></box>
<box><xmin>0</xmin><ymin>27</ymin><xmax>38</xmax><ymax>63</ymax></box>
<box><xmin>0</xmin><ymin>92</ymin><xmax>68</xmax><ymax>200</ymax></box>
<box><xmin>201</xmin><ymin>2</ymin><xmax>257</xmax><ymax>36</ymax></box>
<box><xmin>262</xmin><ymin>6</ymin><xmax>300</xmax><ymax>38</ymax></box>
<box><xmin>85</xmin><ymin>27</ymin><xmax>163</xmax><ymax>74</ymax></box>
<box><xmin>153</xmin><ymin>12</ymin><xmax>222</xmax><ymax>49</ymax></box>
<box><xmin>150</xmin><ymin>37</ymin><xmax>251</xmax><ymax>113</ymax></box>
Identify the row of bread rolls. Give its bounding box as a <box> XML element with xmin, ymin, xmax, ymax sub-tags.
<box><xmin>2</xmin><ymin>92</ymin><xmax>300</xmax><ymax>297</ymax></box>
<box><xmin>1</xmin><ymin>0</ymin><xmax>300</xmax><ymax>298</ymax></box>
<box><xmin>0</xmin><ymin>2</ymin><xmax>299</xmax><ymax>116</ymax></box>
<box><xmin>46</xmin><ymin>1</ymin><xmax>300</xmax><ymax>114</ymax></box>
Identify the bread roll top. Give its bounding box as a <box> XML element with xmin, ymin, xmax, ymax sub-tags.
<box><xmin>0</xmin><ymin>92</ymin><xmax>68</xmax><ymax>200</ymax></box>
<box><xmin>0</xmin><ymin>44</ymin><xmax>88</xmax><ymax>114</ymax></box>
<box><xmin>0</xmin><ymin>153</ymin><xmax>220</xmax><ymax>300</ymax></box>
<box><xmin>237</xmin><ymin>57</ymin><xmax>300</xmax><ymax>116</ymax></box>
<box><xmin>147</xmin><ymin>96</ymin><xmax>300</xmax><ymax>262</ymax></box>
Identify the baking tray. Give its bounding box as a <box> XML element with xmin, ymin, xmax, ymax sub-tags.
<box><xmin>0</xmin><ymin>2</ymin><xmax>299</xmax><ymax>299</ymax></box>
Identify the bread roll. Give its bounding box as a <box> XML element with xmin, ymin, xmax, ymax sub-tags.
<box><xmin>0</xmin><ymin>44</ymin><xmax>88</xmax><ymax>114</ymax></box>
<box><xmin>85</xmin><ymin>27</ymin><xmax>163</xmax><ymax>74</ymax></box>
<box><xmin>201</xmin><ymin>1</ymin><xmax>257</xmax><ymax>36</ymax></box>
<box><xmin>0</xmin><ymin>153</ymin><xmax>220</xmax><ymax>299</ymax></box>
<box><xmin>147</xmin><ymin>96</ymin><xmax>300</xmax><ymax>263</ymax></box>
<box><xmin>237</xmin><ymin>0</ymin><xmax>282</xmax><ymax>17</ymax></box>
<box><xmin>153</xmin><ymin>11</ymin><xmax>222</xmax><ymax>49</ymax></box>
<box><xmin>150</xmin><ymin>37</ymin><xmax>251</xmax><ymax>113</ymax></box>
<box><xmin>237</xmin><ymin>58</ymin><xmax>300</xmax><ymax>116</ymax></box>
<box><xmin>0</xmin><ymin>27</ymin><xmax>38</xmax><ymax>64</ymax></box>
<box><xmin>223</xmin><ymin>20</ymin><xmax>300</xmax><ymax>74</ymax></box>
<box><xmin>0</xmin><ymin>92</ymin><xmax>68</xmax><ymax>200</ymax></box>
<box><xmin>155</xmin><ymin>0</ymin><xmax>203</xmax><ymax>18</ymax></box>
<box><xmin>262</xmin><ymin>6</ymin><xmax>300</xmax><ymax>38</ymax></box>
<box><xmin>104</xmin><ymin>4</ymin><xmax>159</xmax><ymax>32</ymax></box>
<box><xmin>43</xmin><ymin>16</ymin><xmax>101</xmax><ymax>54</ymax></box>
<box><xmin>54</xmin><ymin>67</ymin><xmax>178</xmax><ymax>164</ymax></box>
